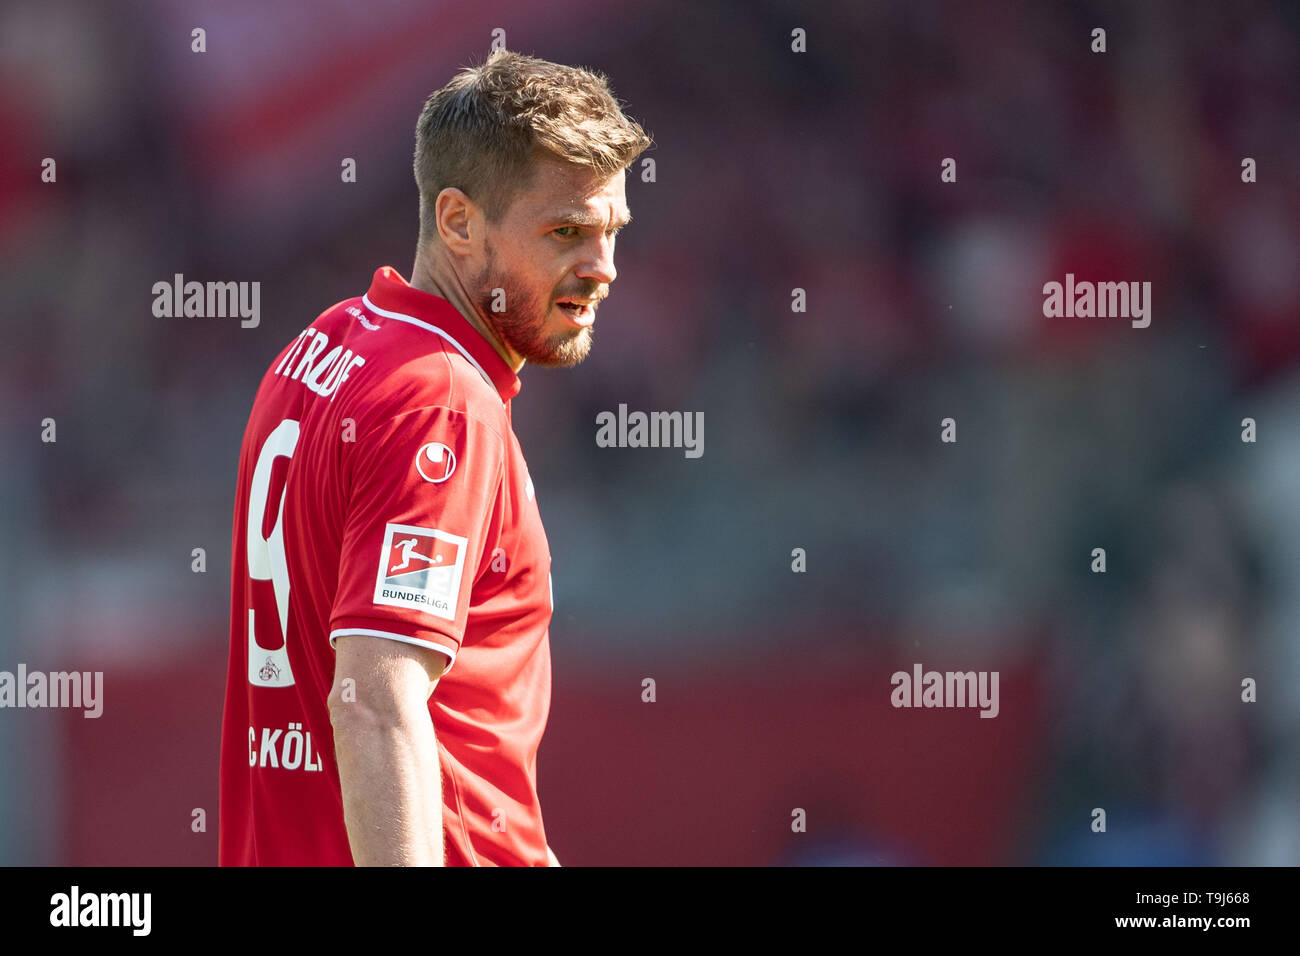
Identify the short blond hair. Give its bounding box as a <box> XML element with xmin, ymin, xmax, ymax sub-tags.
<box><xmin>414</xmin><ymin>50</ymin><xmax>652</xmax><ymax>241</ymax></box>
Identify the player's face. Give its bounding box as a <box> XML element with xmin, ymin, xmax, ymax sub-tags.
<box><xmin>471</xmin><ymin>155</ymin><xmax>630</xmax><ymax>367</ymax></box>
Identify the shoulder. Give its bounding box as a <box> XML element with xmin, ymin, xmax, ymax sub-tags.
<box><xmin>337</xmin><ymin>327</ymin><xmax>509</xmax><ymax>448</ymax></box>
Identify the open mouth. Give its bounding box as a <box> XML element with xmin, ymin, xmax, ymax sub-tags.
<box><xmin>556</xmin><ymin>299</ymin><xmax>595</xmax><ymax>326</ymax></box>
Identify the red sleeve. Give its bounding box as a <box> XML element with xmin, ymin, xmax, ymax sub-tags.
<box><xmin>328</xmin><ymin>403</ymin><xmax>505</xmax><ymax>672</ymax></box>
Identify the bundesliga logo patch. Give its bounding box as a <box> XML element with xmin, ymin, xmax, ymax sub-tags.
<box><xmin>373</xmin><ymin>523</ymin><xmax>468</xmax><ymax>620</ymax></box>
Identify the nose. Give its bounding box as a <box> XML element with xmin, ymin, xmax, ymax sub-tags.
<box><xmin>576</xmin><ymin>233</ymin><xmax>617</xmax><ymax>287</ymax></box>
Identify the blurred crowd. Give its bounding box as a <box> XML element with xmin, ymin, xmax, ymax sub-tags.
<box><xmin>1</xmin><ymin>0</ymin><xmax>1297</xmax><ymax>864</ymax></box>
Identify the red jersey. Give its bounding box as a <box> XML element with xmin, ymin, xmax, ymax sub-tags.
<box><xmin>219</xmin><ymin>266</ymin><xmax>553</xmax><ymax>866</ymax></box>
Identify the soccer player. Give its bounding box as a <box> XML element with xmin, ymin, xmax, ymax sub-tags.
<box><xmin>218</xmin><ymin>50</ymin><xmax>651</xmax><ymax>866</ymax></box>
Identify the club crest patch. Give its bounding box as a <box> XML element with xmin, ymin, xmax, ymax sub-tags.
<box><xmin>373</xmin><ymin>523</ymin><xmax>468</xmax><ymax>620</ymax></box>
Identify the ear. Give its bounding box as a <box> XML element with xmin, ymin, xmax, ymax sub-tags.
<box><xmin>434</xmin><ymin>186</ymin><xmax>478</xmax><ymax>254</ymax></box>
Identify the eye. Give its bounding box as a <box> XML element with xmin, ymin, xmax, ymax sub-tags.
<box><xmin>553</xmin><ymin>226</ymin><xmax>580</xmax><ymax>238</ymax></box>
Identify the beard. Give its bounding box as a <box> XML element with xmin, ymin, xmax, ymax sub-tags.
<box><xmin>471</xmin><ymin>245</ymin><xmax>593</xmax><ymax>368</ymax></box>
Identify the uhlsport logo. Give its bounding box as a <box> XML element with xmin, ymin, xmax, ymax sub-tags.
<box><xmin>416</xmin><ymin>442</ymin><xmax>456</xmax><ymax>483</ymax></box>
<box><xmin>373</xmin><ymin>523</ymin><xmax>467</xmax><ymax>620</ymax></box>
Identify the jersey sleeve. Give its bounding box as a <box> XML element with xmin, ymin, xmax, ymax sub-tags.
<box><xmin>328</xmin><ymin>403</ymin><xmax>505</xmax><ymax>672</ymax></box>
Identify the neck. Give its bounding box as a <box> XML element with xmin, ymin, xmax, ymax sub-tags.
<box><xmin>409</xmin><ymin>252</ymin><xmax>525</xmax><ymax>373</ymax></box>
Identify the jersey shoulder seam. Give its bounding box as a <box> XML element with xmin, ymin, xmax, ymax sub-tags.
<box><xmin>353</xmin><ymin>400</ymin><xmax>509</xmax><ymax>456</ymax></box>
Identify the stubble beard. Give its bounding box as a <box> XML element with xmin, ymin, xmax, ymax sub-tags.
<box><xmin>472</xmin><ymin>245</ymin><xmax>593</xmax><ymax>368</ymax></box>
